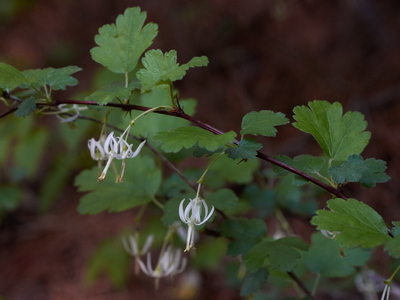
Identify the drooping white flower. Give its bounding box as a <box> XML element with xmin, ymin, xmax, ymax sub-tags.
<box><xmin>137</xmin><ymin>245</ymin><xmax>187</xmax><ymax>283</ymax></box>
<box><xmin>87</xmin><ymin>137</ymin><xmax>108</xmax><ymax>161</ymax></box>
<box><xmin>56</xmin><ymin>104</ymin><xmax>87</xmax><ymax>123</ymax></box>
<box><xmin>98</xmin><ymin>132</ymin><xmax>146</xmax><ymax>182</ymax></box>
<box><xmin>123</xmin><ymin>234</ymin><xmax>154</xmax><ymax>276</ymax></box>
<box><xmin>179</xmin><ymin>197</ymin><xmax>214</xmax><ymax>252</ymax></box>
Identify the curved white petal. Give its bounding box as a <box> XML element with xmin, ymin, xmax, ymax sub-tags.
<box><xmin>179</xmin><ymin>199</ymin><xmax>187</xmax><ymax>222</ymax></box>
<box><xmin>128</xmin><ymin>140</ymin><xmax>146</xmax><ymax>158</ymax></box>
<box><xmin>146</xmin><ymin>252</ymin><xmax>156</xmax><ymax>276</ymax></box>
<box><xmin>137</xmin><ymin>257</ymin><xmax>151</xmax><ymax>276</ymax></box>
<box><xmin>141</xmin><ymin>234</ymin><xmax>154</xmax><ymax>255</ymax></box>
<box><xmin>197</xmin><ymin>204</ymin><xmax>214</xmax><ymax>225</ymax></box>
<box><xmin>184</xmin><ymin>199</ymin><xmax>194</xmax><ymax>221</ymax></box>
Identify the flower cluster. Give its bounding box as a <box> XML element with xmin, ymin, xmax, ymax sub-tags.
<box><xmin>179</xmin><ymin>196</ymin><xmax>214</xmax><ymax>251</ymax></box>
<box><xmin>87</xmin><ymin>131</ymin><xmax>146</xmax><ymax>182</ymax></box>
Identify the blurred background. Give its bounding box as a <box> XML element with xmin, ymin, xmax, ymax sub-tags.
<box><xmin>0</xmin><ymin>0</ymin><xmax>400</xmax><ymax>299</ymax></box>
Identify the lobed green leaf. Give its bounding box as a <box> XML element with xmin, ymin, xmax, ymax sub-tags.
<box><xmin>136</xmin><ymin>49</ymin><xmax>208</xmax><ymax>92</ymax></box>
<box><xmin>44</xmin><ymin>66</ymin><xmax>82</xmax><ymax>90</ymax></box>
<box><xmin>90</xmin><ymin>7</ymin><xmax>158</xmax><ymax>73</ymax></box>
<box><xmin>384</xmin><ymin>235</ymin><xmax>400</xmax><ymax>259</ymax></box>
<box><xmin>302</xmin><ymin>232</ymin><xmax>371</xmax><ymax>277</ymax></box>
<box><xmin>0</xmin><ymin>62</ymin><xmax>30</xmax><ymax>90</ymax></box>
<box><xmin>240</xmin><ymin>110</ymin><xmax>289</xmax><ymax>137</ymax></box>
<box><xmin>293</xmin><ymin>100</ymin><xmax>371</xmax><ymax>161</ymax></box>
<box><xmin>328</xmin><ymin>154</ymin><xmax>390</xmax><ymax>188</ymax></box>
<box><xmin>21</xmin><ymin>68</ymin><xmax>53</xmax><ymax>88</ymax></box>
<box><xmin>311</xmin><ymin>198</ymin><xmax>391</xmax><ymax>247</ymax></box>
<box><xmin>20</xmin><ymin>66</ymin><xmax>82</xmax><ymax>90</ymax></box>
<box><xmin>14</xmin><ymin>96</ymin><xmax>36</xmax><ymax>118</ymax></box>
<box><xmin>225</xmin><ymin>138</ymin><xmax>263</xmax><ymax>160</ymax></box>
<box><xmin>244</xmin><ymin>237</ymin><xmax>309</xmax><ymax>272</ymax></box>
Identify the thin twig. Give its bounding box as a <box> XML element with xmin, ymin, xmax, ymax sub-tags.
<box><xmin>288</xmin><ymin>271</ymin><xmax>315</xmax><ymax>299</ymax></box>
<box><xmin>1</xmin><ymin>98</ymin><xmax>349</xmax><ymax>199</ymax></box>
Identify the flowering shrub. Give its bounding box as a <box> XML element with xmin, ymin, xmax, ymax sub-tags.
<box><xmin>0</xmin><ymin>6</ymin><xmax>398</xmax><ymax>299</ymax></box>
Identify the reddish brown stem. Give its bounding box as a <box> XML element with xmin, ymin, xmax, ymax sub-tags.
<box><xmin>5</xmin><ymin>98</ymin><xmax>348</xmax><ymax>199</ymax></box>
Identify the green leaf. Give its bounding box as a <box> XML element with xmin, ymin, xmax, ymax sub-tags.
<box><xmin>384</xmin><ymin>235</ymin><xmax>400</xmax><ymax>258</ymax></box>
<box><xmin>153</xmin><ymin>126</ymin><xmax>236</xmax><ymax>153</ymax></box>
<box><xmin>343</xmin><ymin>246</ymin><xmax>372</xmax><ymax>267</ymax></box>
<box><xmin>244</xmin><ymin>237</ymin><xmax>309</xmax><ymax>272</ymax></box>
<box><xmin>75</xmin><ymin>155</ymin><xmax>162</xmax><ymax>214</ymax></box>
<box><xmin>21</xmin><ymin>68</ymin><xmax>53</xmax><ymax>88</ymax></box>
<box><xmin>85</xmin><ymin>80</ymin><xmax>139</xmax><ymax>105</ymax></box>
<box><xmin>293</xmin><ymin>100</ymin><xmax>371</xmax><ymax>161</ymax></box>
<box><xmin>240</xmin><ymin>268</ymin><xmax>269</xmax><ymax>297</ymax></box>
<box><xmin>192</xmin><ymin>238</ymin><xmax>227</xmax><ymax>270</ymax></box>
<box><xmin>243</xmin><ymin>185</ymin><xmax>275</xmax><ymax>218</ymax></box>
<box><xmin>218</xmin><ymin>217</ymin><xmax>266</xmax><ymax>256</ymax></box>
<box><xmin>0</xmin><ymin>62</ymin><xmax>30</xmax><ymax>90</ymax></box>
<box><xmin>84</xmin><ymin>238</ymin><xmax>129</xmax><ymax>289</ymax></box>
<box><xmin>44</xmin><ymin>66</ymin><xmax>82</xmax><ymax>90</ymax></box>
<box><xmin>161</xmin><ymin>197</ymin><xmax>182</xmax><ymax>226</ymax></box>
<box><xmin>90</xmin><ymin>7</ymin><xmax>158</xmax><ymax>73</ymax></box>
<box><xmin>207</xmin><ymin>188</ymin><xmax>239</xmax><ymax>211</ymax></box>
<box><xmin>240</xmin><ymin>110</ymin><xmax>289</xmax><ymax>137</ymax></box>
<box><xmin>273</xmin><ymin>154</ymin><xmax>326</xmax><ymax>180</ymax></box>
<box><xmin>205</xmin><ymin>154</ymin><xmax>260</xmax><ymax>187</ymax></box>
<box><xmin>328</xmin><ymin>154</ymin><xmax>390</xmax><ymax>188</ymax></box>
<box><xmin>14</xmin><ymin>96</ymin><xmax>36</xmax><ymax>118</ymax></box>
<box><xmin>225</xmin><ymin>138</ymin><xmax>263</xmax><ymax>160</ymax></box>
<box><xmin>311</xmin><ymin>198</ymin><xmax>391</xmax><ymax>247</ymax></box>
<box><xmin>136</xmin><ymin>49</ymin><xmax>208</xmax><ymax>92</ymax></box>
<box><xmin>302</xmin><ymin>232</ymin><xmax>370</xmax><ymax>277</ymax></box>
<box><xmin>391</xmin><ymin>221</ymin><xmax>400</xmax><ymax>237</ymax></box>
<box><xmin>274</xmin><ymin>176</ymin><xmax>318</xmax><ymax>216</ymax></box>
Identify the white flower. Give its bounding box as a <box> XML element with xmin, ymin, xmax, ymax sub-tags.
<box><xmin>87</xmin><ymin>137</ymin><xmax>108</xmax><ymax>161</ymax></box>
<box><xmin>179</xmin><ymin>197</ymin><xmax>214</xmax><ymax>252</ymax></box>
<box><xmin>137</xmin><ymin>245</ymin><xmax>187</xmax><ymax>280</ymax></box>
<box><xmin>102</xmin><ymin>132</ymin><xmax>146</xmax><ymax>160</ymax></box>
<box><xmin>123</xmin><ymin>234</ymin><xmax>154</xmax><ymax>257</ymax></box>
<box><xmin>56</xmin><ymin>104</ymin><xmax>87</xmax><ymax>123</ymax></box>
<box><xmin>123</xmin><ymin>234</ymin><xmax>154</xmax><ymax>276</ymax></box>
<box><xmin>98</xmin><ymin>132</ymin><xmax>146</xmax><ymax>182</ymax></box>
